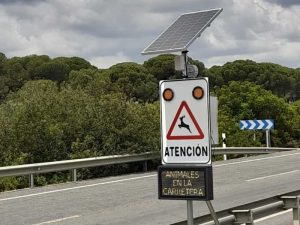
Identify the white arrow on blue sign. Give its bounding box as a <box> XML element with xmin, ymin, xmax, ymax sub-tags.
<box><xmin>240</xmin><ymin>120</ymin><xmax>274</xmax><ymax>130</ymax></box>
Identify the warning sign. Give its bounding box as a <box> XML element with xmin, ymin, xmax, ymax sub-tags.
<box><xmin>167</xmin><ymin>101</ymin><xmax>204</xmax><ymax>140</ymax></box>
<box><xmin>160</xmin><ymin>78</ymin><xmax>211</xmax><ymax>164</ymax></box>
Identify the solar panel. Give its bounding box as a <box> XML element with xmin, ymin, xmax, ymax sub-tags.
<box><xmin>141</xmin><ymin>8</ymin><xmax>222</xmax><ymax>55</ymax></box>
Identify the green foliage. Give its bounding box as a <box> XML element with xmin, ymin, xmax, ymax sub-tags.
<box><xmin>0</xmin><ymin>53</ymin><xmax>95</xmax><ymax>101</ymax></box>
<box><xmin>144</xmin><ymin>54</ymin><xmax>181</xmax><ymax>80</ymax></box>
<box><xmin>217</xmin><ymin>81</ymin><xmax>297</xmax><ymax>147</ymax></box>
<box><xmin>291</xmin><ymin>69</ymin><xmax>300</xmax><ymax>100</ymax></box>
<box><xmin>33</xmin><ymin>62</ymin><xmax>71</xmax><ymax>82</ymax></box>
<box><xmin>0</xmin><ymin>52</ymin><xmax>7</xmax><ymax>75</ymax></box>
<box><xmin>68</xmin><ymin>69</ymin><xmax>101</xmax><ymax>90</ymax></box>
<box><xmin>289</xmin><ymin>100</ymin><xmax>300</xmax><ymax>146</ymax></box>
<box><xmin>35</xmin><ymin>175</ymin><xmax>47</xmax><ymax>186</ymax></box>
<box><xmin>0</xmin><ymin>76</ymin><xmax>160</xmax><ymax>189</ymax></box>
<box><xmin>0</xmin><ymin>52</ymin><xmax>299</xmax><ymax>191</ymax></box>
<box><xmin>208</xmin><ymin>60</ymin><xmax>298</xmax><ymax>101</ymax></box>
<box><xmin>0</xmin><ymin>177</ymin><xmax>19</xmax><ymax>191</ymax></box>
<box><xmin>52</xmin><ymin>56</ymin><xmax>94</xmax><ymax>71</ymax></box>
<box><xmin>103</xmin><ymin>62</ymin><xmax>158</xmax><ymax>102</ymax></box>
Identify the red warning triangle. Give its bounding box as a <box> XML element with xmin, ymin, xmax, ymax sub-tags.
<box><xmin>167</xmin><ymin>101</ymin><xmax>204</xmax><ymax>140</ymax></box>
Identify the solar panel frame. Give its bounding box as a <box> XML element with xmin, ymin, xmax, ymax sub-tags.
<box><xmin>141</xmin><ymin>8</ymin><xmax>223</xmax><ymax>55</ymax></box>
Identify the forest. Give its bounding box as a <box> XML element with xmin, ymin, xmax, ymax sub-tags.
<box><xmin>0</xmin><ymin>52</ymin><xmax>299</xmax><ymax>190</ymax></box>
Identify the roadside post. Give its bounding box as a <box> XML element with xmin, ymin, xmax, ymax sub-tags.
<box><xmin>142</xmin><ymin>8</ymin><xmax>223</xmax><ymax>225</ymax></box>
<box><xmin>222</xmin><ymin>133</ymin><xmax>227</xmax><ymax>160</ymax></box>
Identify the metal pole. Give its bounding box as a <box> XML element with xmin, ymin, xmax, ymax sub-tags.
<box><xmin>187</xmin><ymin>200</ymin><xmax>194</xmax><ymax>225</ymax></box>
<box><xmin>182</xmin><ymin>50</ymin><xmax>188</xmax><ymax>78</ymax></box>
<box><xmin>266</xmin><ymin>130</ymin><xmax>271</xmax><ymax>147</ymax></box>
<box><xmin>266</xmin><ymin>130</ymin><xmax>269</xmax><ymax>148</ymax></box>
<box><xmin>293</xmin><ymin>207</ymin><xmax>300</xmax><ymax>225</ymax></box>
<box><xmin>222</xmin><ymin>133</ymin><xmax>227</xmax><ymax>160</ymax></box>
<box><xmin>282</xmin><ymin>196</ymin><xmax>300</xmax><ymax>225</ymax></box>
<box><xmin>206</xmin><ymin>201</ymin><xmax>220</xmax><ymax>225</ymax></box>
<box><xmin>183</xmin><ymin>50</ymin><xmax>192</xmax><ymax>225</ymax></box>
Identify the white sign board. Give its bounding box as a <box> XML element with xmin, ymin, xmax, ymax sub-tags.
<box><xmin>160</xmin><ymin>78</ymin><xmax>211</xmax><ymax>164</ymax></box>
<box><xmin>210</xmin><ymin>96</ymin><xmax>219</xmax><ymax>145</ymax></box>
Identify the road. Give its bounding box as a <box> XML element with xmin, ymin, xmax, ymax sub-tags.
<box><xmin>255</xmin><ymin>209</ymin><xmax>293</xmax><ymax>225</ymax></box>
<box><xmin>0</xmin><ymin>150</ymin><xmax>299</xmax><ymax>225</ymax></box>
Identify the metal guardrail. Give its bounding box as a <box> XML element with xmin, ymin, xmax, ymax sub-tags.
<box><xmin>171</xmin><ymin>190</ymin><xmax>300</xmax><ymax>225</ymax></box>
<box><xmin>213</xmin><ymin>147</ymin><xmax>297</xmax><ymax>155</ymax></box>
<box><xmin>0</xmin><ymin>152</ymin><xmax>156</xmax><ymax>177</ymax></box>
<box><xmin>0</xmin><ymin>152</ymin><xmax>157</xmax><ymax>188</ymax></box>
<box><xmin>0</xmin><ymin>147</ymin><xmax>297</xmax><ymax>188</ymax></box>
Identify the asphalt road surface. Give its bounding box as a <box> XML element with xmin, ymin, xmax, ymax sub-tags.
<box><xmin>0</xmin><ymin>150</ymin><xmax>299</xmax><ymax>225</ymax></box>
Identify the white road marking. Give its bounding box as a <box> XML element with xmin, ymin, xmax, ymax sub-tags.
<box><xmin>246</xmin><ymin>170</ymin><xmax>299</xmax><ymax>182</ymax></box>
<box><xmin>214</xmin><ymin>152</ymin><xmax>300</xmax><ymax>167</ymax></box>
<box><xmin>0</xmin><ymin>174</ymin><xmax>156</xmax><ymax>202</ymax></box>
<box><xmin>31</xmin><ymin>215</ymin><xmax>80</xmax><ymax>225</ymax></box>
<box><xmin>254</xmin><ymin>209</ymin><xmax>292</xmax><ymax>223</ymax></box>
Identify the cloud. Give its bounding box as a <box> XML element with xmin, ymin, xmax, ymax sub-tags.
<box><xmin>189</xmin><ymin>0</ymin><xmax>300</xmax><ymax>68</ymax></box>
<box><xmin>0</xmin><ymin>0</ymin><xmax>44</xmax><ymax>5</ymax></box>
<box><xmin>204</xmin><ymin>40</ymin><xmax>300</xmax><ymax>68</ymax></box>
<box><xmin>265</xmin><ymin>0</ymin><xmax>300</xmax><ymax>7</ymax></box>
<box><xmin>89</xmin><ymin>52</ymin><xmax>131</xmax><ymax>69</ymax></box>
<box><xmin>0</xmin><ymin>0</ymin><xmax>299</xmax><ymax>68</ymax></box>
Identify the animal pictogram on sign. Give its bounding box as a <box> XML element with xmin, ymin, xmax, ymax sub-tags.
<box><xmin>167</xmin><ymin>101</ymin><xmax>204</xmax><ymax>140</ymax></box>
<box><xmin>178</xmin><ymin>116</ymin><xmax>192</xmax><ymax>133</ymax></box>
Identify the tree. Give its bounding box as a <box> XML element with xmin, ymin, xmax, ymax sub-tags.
<box><xmin>290</xmin><ymin>69</ymin><xmax>300</xmax><ymax>100</ymax></box>
<box><xmin>288</xmin><ymin>100</ymin><xmax>300</xmax><ymax>146</ymax></box>
<box><xmin>103</xmin><ymin>62</ymin><xmax>158</xmax><ymax>102</ymax></box>
<box><xmin>33</xmin><ymin>62</ymin><xmax>71</xmax><ymax>82</ymax></box>
<box><xmin>144</xmin><ymin>54</ymin><xmax>181</xmax><ymax>81</ymax></box>
<box><xmin>143</xmin><ymin>54</ymin><xmax>206</xmax><ymax>81</ymax></box>
<box><xmin>53</xmin><ymin>56</ymin><xmax>94</xmax><ymax>71</ymax></box>
<box><xmin>208</xmin><ymin>60</ymin><xmax>297</xmax><ymax>101</ymax></box>
<box><xmin>0</xmin><ymin>52</ymin><xmax>7</xmax><ymax>76</ymax></box>
<box><xmin>24</xmin><ymin>55</ymin><xmax>50</xmax><ymax>79</ymax></box>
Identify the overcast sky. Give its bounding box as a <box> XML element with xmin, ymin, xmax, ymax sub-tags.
<box><xmin>0</xmin><ymin>0</ymin><xmax>299</xmax><ymax>69</ymax></box>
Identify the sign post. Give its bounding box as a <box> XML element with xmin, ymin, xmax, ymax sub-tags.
<box><xmin>141</xmin><ymin>8</ymin><xmax>223</xmax><ymax>225</ymax></box>
<box><xmin>187</xmin><ymin>200</ymin><xmax>193</xmax><ymax>225</ymax></box>
<box><xmin>159</xmin><ymin>78</ymin><xmax>214</xmax><ymax>225</ymax></box>
<box><xmin>266</xmin><ymin>130</ymin><xmax>271</xmax><ymax>147</ymax></box>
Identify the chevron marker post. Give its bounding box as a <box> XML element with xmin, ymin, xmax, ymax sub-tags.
<box><xmin>240</xmin><ymin>120</ymin><xmax>274</xmax><ymax>130</ymax></box>
<box><xmin>240</xmin><ymin>119</ymin><xmax>274</xmax><ymax>147</ymax></box>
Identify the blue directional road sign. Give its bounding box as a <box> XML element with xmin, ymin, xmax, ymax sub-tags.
<box><xmin>240</xmin><ymin>120</ymin><xmax>274</xmax><ymax>130</ymax></box>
